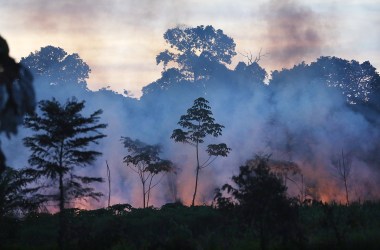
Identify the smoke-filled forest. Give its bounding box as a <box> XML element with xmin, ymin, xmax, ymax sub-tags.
<box><xmin>1</xmin><ymin>23</ymin><xmax>380</xmax><ymax>249</ymax></box>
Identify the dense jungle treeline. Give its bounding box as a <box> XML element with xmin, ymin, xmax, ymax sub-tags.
<box><xmin>1</xmin><ymin>25</ymin><xmax>380</xmax><ymax>249</ymax></box>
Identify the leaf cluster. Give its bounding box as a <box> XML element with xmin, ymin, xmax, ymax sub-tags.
<box><xmin>0</xmin><ymin>167</ymin><xmax>46</xmax><ymax>217</ymax></box>
<box><xmin>121</xmin><ymin>137</ymin><xmax>173</xmax><ymax>175</ymax></box>
<box><xmin>171</xmin><ymin>97</ymin><xmax>225</xmax><ymax>145</ymax></box>
<box><xmin>24</xmin><ymin>98</ymin><xmax>107</xmax><ymax>177</ymax></box>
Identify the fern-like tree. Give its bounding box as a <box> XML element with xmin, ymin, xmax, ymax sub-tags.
<box><xmin>23</xmin><ymin>97</ymin><xmax>107</xmax><ymax>249</ymax></box>
<box><xmin>122</xmin><ymin>137</ymin><xmax>173</xmax><ymax>208</ymax></box>
<box><xmin>0</xmin><ymin>167</ymin><xmax>45</xmax><ymax>218</ymax></box>
<box><xmin>171</xmin><ymin>97</ymin><xmax>230</xmax><ymax>206</ymax></box>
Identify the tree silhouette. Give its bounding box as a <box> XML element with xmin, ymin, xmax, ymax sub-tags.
<box><xmin>23</xmin><ymin>97</ymin><xmax>106</xmax><ymax>249</ymax></box>
<box><xmin>215</xmin><ymin>155</ymin><xmax>299</xmax><ymax>250</ymax></box>
<box><xmin>310</xmin><ymin>56</ymin><xmax>380</xmax><ymax>104</ymax></box>
<box><xmin>21</xmin><ymin>46</ymin><xmax>90</xmax><ymax>88</ymax></box>
<box><xmin>122</xmin><ymin>137</ymin><xmax>173</xmax><ymax>208</ymax></box>
<box><xmin>270</xmin><ymin>56</ymin><xmax>380</xmax><ymax>105</ymax></box>
<box><xmin>157</xmin><ymin>25</ymin><xmax>236</xmax><ymax>81</ymax></box>
<box><xmin>171</xmin><ymin>97</ymin><xmax>230</xmax><ymax>206</ymax></box>
<box><xmin>0</xmin><ymin>167</ymin><xmax>45</xmax><ymax>218</ymax></box>
<box><xmin>0</xmin><ymin>35</ymin><xmax>35</xmax><ymax>174</ymax></box>
<box><xmin>0</xmin><ymin>167</ymin><xmax>46</xmax><ymax>250</ymax></box>
<box><xmin>234</xmin><ymin>61</ymin><xmax>267</xmax><ymax>85</ymax></box>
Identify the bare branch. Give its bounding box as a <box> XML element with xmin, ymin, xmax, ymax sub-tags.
<box><xmin>239</xmin><ymin>48</ymin><xmax>269</xmax><ymax>65</ymax></box>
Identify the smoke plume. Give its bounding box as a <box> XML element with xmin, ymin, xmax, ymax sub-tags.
<box><xmin>2</xmin><ymin>28</ymin><xmax>380</xmax><ymax>209</ymax></box>
<box><xmin>261</xmin><ymin>0</ymin><xmax>331</xmax><ymax>68</ymax></box>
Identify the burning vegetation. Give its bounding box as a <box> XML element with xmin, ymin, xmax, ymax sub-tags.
<box><xmin>1</xmin><ymin>24</ymin><xmax>380</xmax><ymax>208</ymax></box>
<box><xmin>1</xmin><ymin>23</ymin><xmax>380</xmax><ymax>249</ymax></box>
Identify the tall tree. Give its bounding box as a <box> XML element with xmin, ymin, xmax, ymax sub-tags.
<box><xmin>171</xmin><ymin>97</ymin><xmax>230</xmax><ymax>206</ymax></box>
<box><xmin>23</xmin><ymin>97</ymin><xmax>107</xmax><ymax>249</ymax></box>
<box><xmin>156</xmin><ymin>25</ymin><xmax>236</xmax><ymax>81</ymax></box>
<box><xmin>122</xmin><ymin>137</ymin><xmax>173</xmax><ymax>208</ymax></box>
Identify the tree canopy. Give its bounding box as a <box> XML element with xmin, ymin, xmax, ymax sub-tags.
<box><xmin>21</xmin><ymin>46</ymin><xmax>90</xmax><ymax>88</ymax></box>
<box><xmin>157</xmin><ymin>25</ymin><xmax>236</xmax><ymax>81</ymax></box>
<box><xmin>310</xmin><ymin>56</ymin><xmax>380</xmax><ymax>104</ymax></box>
<box><xmin>122</xmin><ymin>137</ymin><xmax>173</xmax><ymax>208</ymax></box>
<box><xmin>270</xmin><ymin>56</ymin><xmax>380</xmax><ymax>105</ymax></box>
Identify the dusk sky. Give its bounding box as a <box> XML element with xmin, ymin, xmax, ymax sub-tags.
<box><xmin>1</xmin><ymin>0</ymin><xmax>379</xmax><ymax>97</ymax></box>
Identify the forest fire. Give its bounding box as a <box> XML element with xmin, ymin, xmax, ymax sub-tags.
<box><xmin>68</xmin><ymin>156</ymin><xmax>371</xmax><ymax>210</ymax></box>
<box><xmin>1</xmin><ymin>6</ymin><xmax>380</xmax><ymax>250</ymax></box>
<box><xmin>2</xmin><ymin>20</ymin><xmax>379</xmax><ymax>214</ymax></box>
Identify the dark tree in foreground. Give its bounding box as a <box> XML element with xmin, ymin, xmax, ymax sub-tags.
<box><xmin>0</xmin><ymin>35</ymin><xmax>35</xmax><ymax>174</ymax></box>
<box><xmin>0</xmin><ymin>167</ymin><xmax>44</xmax><ymax>250</ymax></box>
<box><xmin>23</xmin><ymin>98</ymin><xmax>107</xmax><ymax>249</ymax></box>
<box><xmin>171</xmin><ymin>97</ymin><xmax>230</xmax><ymax>206</ymax></box>
<box><xmin>122</xmin><ymin>137</ymin><xmax>173</xmax><ymax>208</ymax></box>
<box><xmin>215</xmin><ymin>155</ymin><xmax>301</xmax><ymax>250</ymax></box>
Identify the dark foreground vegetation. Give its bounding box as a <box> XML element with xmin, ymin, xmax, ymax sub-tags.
<box><xmin>1</xmin><ymin>159</ymin><xmax>380</xmax><ymax>250</ymax></box>
<box><xmin>0</xmin><ymin>201</ymin><xmax>380</xmax><ymax>250</ymax></box>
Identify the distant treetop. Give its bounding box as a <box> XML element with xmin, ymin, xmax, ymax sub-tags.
<box><xmin>21</xmin><ymin>46</ymin><xmax>90</xmax><ymax>87</ymax></box>
<box><xmin>156</xmin><ymin>25</ymin><xmax>236</xmax><ymax>80</ymax></box>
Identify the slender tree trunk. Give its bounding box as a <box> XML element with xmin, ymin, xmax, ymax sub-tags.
<box><xmin>169</xmin><ymin>172</ymin><xmax>177</xmax><ymax>202</ymax></box>
<box><xmin>301</xmin><ymin>174</ymin><xmax>305</xmax><ymax>202</ymax></box>
<box><xmin>192</xmin><ymin>142</ymin><xmax>200</xmax><ymax>206</ymax></box>
<box><xmin>58</xmin><ymin>171</ymin><xmax>65</xmax><ymax>212</ymax></box>
<box><xmin>142</xmin><ymin>181</ymin><xmax>146</xmax><ymax>208</ymax></box>
<box><xmin>341</xmin><ymin>151</ymin><xmax>350</xmax><ymax>205</ymax></box>
<box><xmin>58</xmin><ymin>140</ymin><xmax>65</xmax><ymax>250</ymax></box>
<box><xmin>106</xmin><ymin>161</ymin><xmax>111</xmax><ymax>207</ymax></box>
<box><xmin>147</xmin><ymin>174</ymin><xmax>154</xmax><ymax>208</ymax></box>
<box><xmin>58</xmin><ymin>171</ymin><xmax>65</xmax><ymax>250</ymax></box>
<box><xmin>139</xmin><ymin>168</ymin><xmax>147</xmax><ymax>208</ymax></box>
<box><xmin>344</xmin><ymin>178</ymin><xmax>349</xmax><ymax>206</ymax></box>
